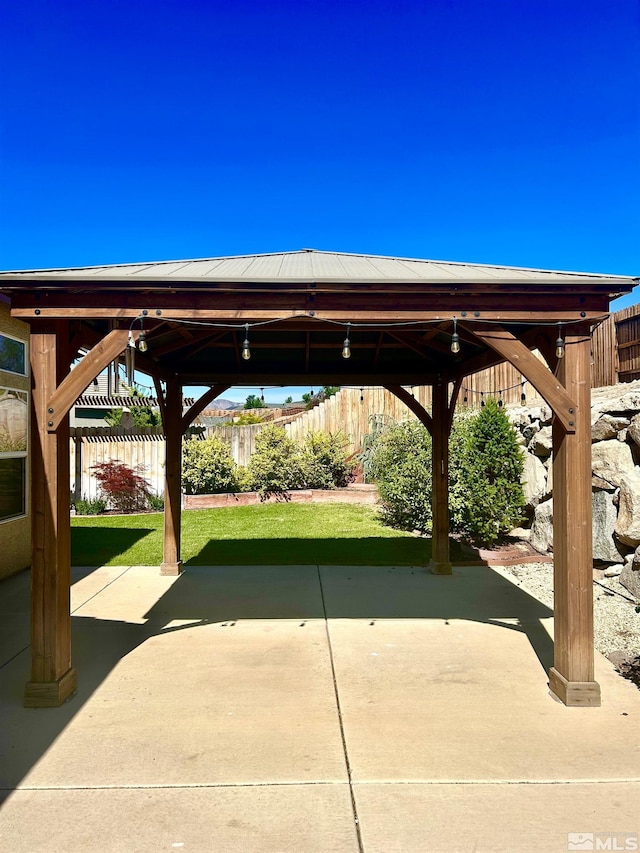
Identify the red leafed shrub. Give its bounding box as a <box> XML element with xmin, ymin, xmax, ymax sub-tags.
<box><xmin>91</xmin><ymin>460</ymin><xmax>153</xmax><ymax>513</ymax></box>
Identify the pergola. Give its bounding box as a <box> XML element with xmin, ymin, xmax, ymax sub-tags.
<box><xmin>1</xmin><ymin>250</ymin><xmax>636</xmax><ymax>708</ymax></box>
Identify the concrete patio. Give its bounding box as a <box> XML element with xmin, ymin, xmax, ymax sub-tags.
<box><xmin>0</xmin><ymin>562</ymin><xmax>638</xmax><ymax>853</ymax></box>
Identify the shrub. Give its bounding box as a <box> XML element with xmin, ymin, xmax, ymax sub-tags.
<box><xmin>104</xmin><ymin>387</ymin><xmax>162</xmax><ymax>428</ymax></box>
<box><xmin>448</xmin><ymin>410</ymin><xmax>475</xmax><ymax>532</ymax></box>
<box><xmin>224</xmin><ymin>412</ymin><xmax>264</xmax><ymax>425</ymax></box>
<box><xmin>182</xmin><ymin>435</ymin><xmax>240</xmax><ymax>495</ymax></box>
<box><xmin>148</xmin><ymin>493</ymin><xmax>165</xmax><ymax>511</ymax></box>
<box><xmin>74</xmin><ymin>496</ymin><xmax>107</xmax><ymax>515</ymax></box>
<box><xmin>369</xmin><ymin>420</ymin><xmax>432</xmax><ymax>533</ymax></box>
<box><xmin>452</xmin><ymin>398</ymin><xmax>525</xmax><ymax>546</ymax></box>
<box><xmin>90</xmin><ymin>461</ymin><xmax>153</xmax><ymax>513</ymax></box>
<box><xmin>247</xmin><ymin>424</ymin><xmax>306</xmax><ymax>499</ymax></box>
<box><xmin>300</xmin><ymin>430</ymin><xmax>356</xmax><ymax>489</ymax></box>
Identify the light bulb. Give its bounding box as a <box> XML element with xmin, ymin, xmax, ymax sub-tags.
<box><xmin>138</xmin><ymin>330</ymin><xmax>148</xmax><ymax>352</ymax></box>
<box><xmin>241</xmin><ymin>339</ymin><xmax>251</xmax><ymax>360</ymax></box>
<box><xmin>342</xmin><ymin>337</ymin><xmax>351</xmax><ymax>359</ymax></box>
<box><xmin>555</xmin><ymin>336</ymin><xmax>565</xmax><ymax>359</ymax></box>
<box><xmin>450</xmin><ymin>333</ymin><xmax>460</xmax><ymax>354</ymax></box>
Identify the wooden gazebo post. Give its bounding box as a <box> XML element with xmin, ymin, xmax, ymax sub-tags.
<box><xmin>160</xmin><ymin>376</ymin><xmax>183</xmax><ymax>576</ymax></box>
<box><xmin>430</xmin><ymin>377</ymin><xmax>452</xmax><ymax>574</ymax></box>
<box><xmin>24</xmin><ymin>322</ymin><xmax>76</xmax><ymax>707</ymax></box>
<box><xmin>549</xmin><ymin>329</ymin><xmax>600</xmax><ymax>706</ymax></box>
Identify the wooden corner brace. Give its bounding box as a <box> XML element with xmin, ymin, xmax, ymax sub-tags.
<box><xmin>45</xmin><ymin>328</ymin><xmax>137</xmax><ymax>431</ymax></box>
<box><xmin>464</xmin><ymin>325</ymin><xmax>578</xmax><ymax>433</ymax></box>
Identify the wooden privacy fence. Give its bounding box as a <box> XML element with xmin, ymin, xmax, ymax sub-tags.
<box><xmin>71</xmin><ymin>427</ymin><xmax>166</xmax><ymax>501</ymax></box>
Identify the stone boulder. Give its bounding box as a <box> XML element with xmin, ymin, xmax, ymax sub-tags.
<box><xmin>520</xmin><ymin>452</ymin><xmax>547</xmax><ymax>509</ymax></box>
<box><xmin>529</xmin><ymin>425</ymin><xmax>553</xmax><ymax>458</ymax></box>
<box><xmin>591</xmin><ymin>414</ymin><xmax>629</xmax><ymax>442</ymax></box>
<box><xmin>531</xmin><ymin>498</ymin><xmax>553</xmax><ymax>554</ymax></box>
<box><xmin>592</xmin><ymin>490</ymin><xmax>625</xmax><ymax>563</ymax></box>
<box><xmin>620</xmin><ymin>547</ymin><xmax>640</xmax><ymax>599</ymax></box>
<box><xmin>591</xmin><ymin>440</ymin><xmax>636</xmax><ymax>489</ymax></box>
<box><xmin>614</xmin><ymin>471</ymin><xmax>640</xmax><ymax>547</ymax></box>
<box><xmin>628</xmin><ymin>413</ymin><xmax>640</xmax><ymax>450</ymax></box>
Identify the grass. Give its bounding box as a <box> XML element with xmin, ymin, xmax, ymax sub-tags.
<box><xmin>71</xmin><ymin>502</ymin><xmax>432</xmax><ymax>566</ymax></box>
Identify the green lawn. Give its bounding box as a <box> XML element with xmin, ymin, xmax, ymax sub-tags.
<box><xmin>71</xmin><ymin>503</ymin><xmax>433</xmax><ymax>566</ymax></box>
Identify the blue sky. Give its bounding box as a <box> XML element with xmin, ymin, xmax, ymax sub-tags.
<box><xmin>1</xmin><ymin>0</ymin><xmax>638</xmax><ymax>403</ymax></box>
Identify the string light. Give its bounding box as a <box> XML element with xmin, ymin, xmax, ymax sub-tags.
<box><xmin>121</xmin><ymin>311</ymin><xmax>590</xmax><ymax>376</ymax></box>
<box><xmin>241</xmin><ymin>324</ymin><xmax>251</xmax><ymax>361</ymax></box>
<box><xmin>450</xmin><ymin>318</ymin><xmax>460</xmax><ymax>354</ymax></box>
<box><xmin>555</xmin><ymin>324</ymin><xmax>565</xmax><ymax>359</ymax></box>
<box><xmin>342</xmin><ymin>323</ymin><xmax>351</xmax><ymax>359</ymax></box>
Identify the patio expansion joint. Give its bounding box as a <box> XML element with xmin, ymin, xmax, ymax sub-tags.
<box><xmin>316</xmin><ymin>564</ymin><xmax>365</xmax><ymax>853</ymax></box>
<box><xmin>349</xmin><ymin>778</ymin><xmax>640</xmax><ymax>786</ymax></box>
<box><xmin>3</xmin><ymin>781</ymin><xmax>353</xmax><ymax>792</ymax></box>
<box><xmin>70</xmin><ymin>564</ymin><xmax>137</xmax><ymax>614</ymax></box>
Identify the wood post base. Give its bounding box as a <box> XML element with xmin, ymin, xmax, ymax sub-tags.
<box><xmin>160</xmin><ymin>561</ymin><xmax>183</xmax><ymax>576</ymax></box>
<box><xmin>549</xmin><ymin>667</ymin><xmax>601</xmax><ymax>707</ymax></box>
<box><xmin>428</xmin><ymin>559</ymin><xmax>453</xmax><ymax>575</ymax></box>
<box><xmin>24</xmin><ymin>667</ymin><xmax>77</xmax><ymax>708</ymax></box>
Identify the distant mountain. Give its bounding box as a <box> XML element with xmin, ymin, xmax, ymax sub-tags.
<box><xmin>214</xmin><ymin>398</ymin><xmax>241</xmax><ymax>410</ymax></box>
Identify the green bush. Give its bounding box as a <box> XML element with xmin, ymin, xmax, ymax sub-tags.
<box><xmin>369</xmin><ymin>420</ymin><xmax>433</xmax><ymax>533</ymax></box>
<box><xmin>366</xmin><ymin>402</ymin><xmax>525</xmax><ymax>546</ymax></box>
<box><xmin>74</xmin><ymin>497</ymin><xmax>107</xmax><ymax>515</ymax></box>
<box><xmin>182</xmin><ymin>435</ymin><xmax>240</xmax><ymax>495</ymax></box>
<box><xmin>247</xmin><ymin>424</ymin><xmax>306</xmax><ymax>499</ymax></box>
<box><xmin>451</xmin><ymin>398</ymin><xmax>525</xmax><ymax>546</ymax></box>
<box><xmin>300</xmin><ymin>430</ymin><xmax>356</xmax><ymax>489</ymax></box>
<box><xmin>148</xmin><ymin>493</ymin><xmax>165</xmax><ymax>511</ymax></box>
<box><xmin>226</xmin><ymin>411</ymin><xmax>264</xmax><ymax>425</ymax></box>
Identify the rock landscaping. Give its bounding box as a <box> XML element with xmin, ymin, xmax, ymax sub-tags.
<box><xmin>507</xmin><ymin>380</ymin><xmax>640</xmax><ymax>682</ymax></box>
<box><xmin>508</xmin><ymin>379</ymin><xmax>640</xmax><ymax>604</ymax></box>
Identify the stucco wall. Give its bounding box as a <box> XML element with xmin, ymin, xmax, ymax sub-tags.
<box><xmin>0</xmin><ymin>299</ymin><xmax>30</xmax><ymax>580</ymax></box>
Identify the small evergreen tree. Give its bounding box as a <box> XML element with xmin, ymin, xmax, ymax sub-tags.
<box><xmin>452</xmin><ymin>398</ymin><xmax>525</xmax><ymax>546</ymax></box>
<box><xmin>244</xmin><ymin>394</ymin><xmax>264</xmax><ymax>410</ymax></box>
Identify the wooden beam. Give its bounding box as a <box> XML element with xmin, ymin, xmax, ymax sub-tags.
<box><xmin>448</xmin><ymin>376</ymin><xmax>463</xmax><ymax>431</ymax></box>
<box><xmin>153</xmin><ymin>375</ymin><xmax>167</xmax><ymax>428</ymax></box>
<box><xmin>549</xmin><ymin>331</ymin><xmax>600</xmax><ymax>706</ymax></box>
<box><xmin>12</xmin><ymin>305</ymin><xmax>609</xmax><ymax>323</ymax></box>
<box><xmin>25</xmin><ymin>323</ymin><xmax>77</xmax><ymax>706</ymax></box>
<box><xmin>464</xmin><ymin>324</ymin><xmax>578</xmax><ymax>432</ymax></box>
<box><xmin>178</xmin><ymin>372</ymin><xmax>441</xmax><ymax>386</ymax></box>
<box><xmin>161</xmin><ymin>376</ymin><xmax>183</xmax><ymax>576</ymax></box>
<box><xmin>45</xmin><ymin>328</ymin><xmax>138</xmax><ymax>430</ymax></box>
<box><xmin>384</xmin><ymin>385</ymin><xmax>433</xmax><ymax>433</ymax></box>
<box><xmin>181</xmin><ymin>384</ymin><xmax>231</xmax><ymax>431</ymax></box>
<box><xmin>429</xmin><ymin>378</ymin><xmax>452</xmax><ymax>574</ymax></box>
<box><xmin>68</xmin><ymin>325</ymin><xmax>173</xmax><ymax>382</ymax></box>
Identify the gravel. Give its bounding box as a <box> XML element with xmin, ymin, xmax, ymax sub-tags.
<box><xmin>499</xmin><ymin>561</ymin><xmax>640</xmax><ymax>657</ymax></box>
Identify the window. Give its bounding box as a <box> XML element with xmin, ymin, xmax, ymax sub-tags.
<box><xmin>0</xmin><ymin>387</ymin><xmax>28</xmax><ymax>522</ymax></box>
<box><xmin>0</xmin><ymin>333</ymin><xmax>27</xmax><ymax>376</ymax></box>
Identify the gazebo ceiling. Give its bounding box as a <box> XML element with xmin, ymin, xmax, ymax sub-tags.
<box><xmin>1</xmin><ymin>249</ymin><xmax>636</xmax><ymax>387</ymax></box>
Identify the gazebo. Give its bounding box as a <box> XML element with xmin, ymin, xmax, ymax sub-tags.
<box><xmin>1</xmin><ymin>249</ymin><xmax>636</xmax><ymax>708</ymax></box>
